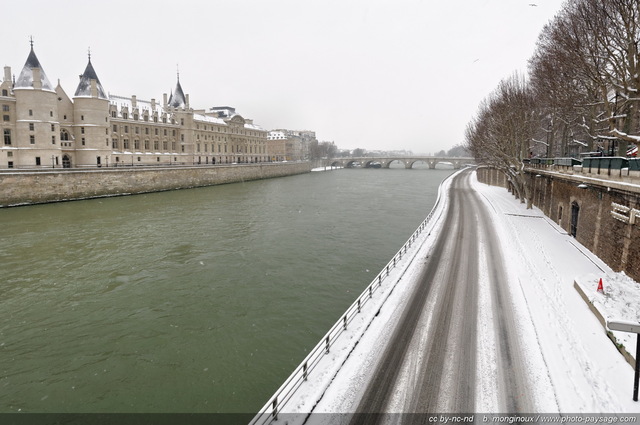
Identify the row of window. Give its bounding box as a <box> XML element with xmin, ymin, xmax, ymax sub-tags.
<box><xmin>112</xmin><ymin>125</ymin><xmax>177</xmax><ymax>137</ymax></box>
<box><xmin>2</xmin><ymin>130</ymin><xmax>56</xmax><ymax>145</ymax></box>
<box><xmin>194</xmin><ymin>124</ymin><xmax>264</xmax><ymax>138</ymax></box>
<box><xmin>111</xmin><ymin>110</ymin><xmax>174</xmax><ymax>124</ymax></box>
<box><xmin>27</xmin><ymin>123</ymin><xmax>57</xmax><ymax>132</ymax></box>
<box><xmin>112</xmin><ymin>139</ymin><xmax>177</xmax><ymax>152</ymax></box>
<box><xmin>194</xmin><ymin>143</ymin><xmax>266</xmax><ymax>154</ymax></box>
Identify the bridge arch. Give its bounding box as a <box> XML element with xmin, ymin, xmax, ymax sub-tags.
<box><xmin>386</xmin><ymin>159</ymin><xmax>408</xmax><ymax>169</ymax></box>
<box><xmin>408</xmin><ymin>159</ymin><xmax>433</xmax><ymax>169</ymax></box>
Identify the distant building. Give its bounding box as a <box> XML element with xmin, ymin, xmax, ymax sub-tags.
<box><xmin>267</xmin><ymin>129</ymin><xmax>317</xmax><ymax>161</ymax></box>
<box><xmin>0</xmin><ymin>42</ymin><xmax>271</xmax><ymax>169</ymax></box>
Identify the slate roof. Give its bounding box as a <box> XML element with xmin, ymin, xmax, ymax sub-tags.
<box><xmin>74</xmin><ymin>58</ymin><xmax>108</xmax><ymax>99</ymax></box>
<box><xmin>168</xmin><ymin>78</ymin><xmax>186</xmax><ymax>108</ymax></box>
<box><xmin>14</xmin><ymin>46</ymin><xmax>54</xmax><ymax>91</ymax></box>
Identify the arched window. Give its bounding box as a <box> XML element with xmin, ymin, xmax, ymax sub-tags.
<box><xmin>60</xmin><ymin>130</ymin><xmax>70</xmax><ymax>141</ymax></box>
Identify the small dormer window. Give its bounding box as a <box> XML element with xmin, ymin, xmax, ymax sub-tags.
<box><xmin>111</xmin><ymin>111</ymin><xmax>116</xmax><ymax>118</ymax></box>
<box><xmin>122</xmin><ymin>112</ymin><xmax>128</xmax><ymax>119</ymax></box>
<box><xmin>134</xmin><ymin>114</ymin><xmax>138</xmax><ymax>121</ymax></box>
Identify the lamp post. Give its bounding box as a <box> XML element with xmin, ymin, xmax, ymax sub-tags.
<box><xmin>608</xmin><ymin>320</ymin><xmax>640</xmax><ymax>401</ymax></box>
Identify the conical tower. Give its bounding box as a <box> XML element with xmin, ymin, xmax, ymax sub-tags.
<box><xmin>13</xmin><ymin>39</ymin><xmax>60</xmax><ymax>168</ymax></box>
<box><xmin>73</xmin><ymin>50</ymin><xmax>110</xmax><ymax>167</ymax></box>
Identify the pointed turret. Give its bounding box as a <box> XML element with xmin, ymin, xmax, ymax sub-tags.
<box><xmin>74</xmin><ymin>52</ymin><xmax>107</xmax><ymax>99</ymax></box>
<box><xmin>168</xmin><ymin>72</ymin><xmax>186</xmax><ymax>109</ymax></box>
<box><xmin>14</xmin><ymin>40</ymin><xmax>54</xmax><ymax>91</ymax></box>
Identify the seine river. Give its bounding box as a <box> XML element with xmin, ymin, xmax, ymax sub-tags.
<box><xmin>0</xmin><ymin>167</ymin><xmax>453</xmax><ymax>413</ymax></box>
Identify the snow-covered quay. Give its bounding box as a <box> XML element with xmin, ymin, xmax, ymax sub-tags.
<box><xmin>251</xmin><ymin>169</ymin><xmax>640</xmax><ymax>424</ymax></box>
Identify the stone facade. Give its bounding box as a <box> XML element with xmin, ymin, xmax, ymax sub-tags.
<box><xmin>0</xmin><ymin>162</ymin><xmax>311</xmax><ymax>207</ymax></box>
<box><xmin>1</xmin><ymin>43</ymin><xmax>272</xmax><ymax>169</ymax></box>
<box><xmin>267</xmin><ymin>129</ymin><xmax>316</xmax><ymax>161</ymax></box>
<box><xmin>477</xmin><ymin>167</ymin><xmax>640</xmax><ymax>282</ymax></box>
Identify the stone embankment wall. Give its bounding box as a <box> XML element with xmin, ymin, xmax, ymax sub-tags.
<box><xmin>477</xmin><ymin>167</ymin><xmax>640</xmax><ymax>282</ymax></box>
<box><xmin>0</xmin><ymin>162</ymin><xmax>311</xmax><ymax>207</ymax></box>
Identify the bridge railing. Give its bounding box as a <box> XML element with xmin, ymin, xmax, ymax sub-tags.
<box><xmin>249</xmin><ymin>170</ymin><xmax>450</xmax><ymax>425</ymax></box>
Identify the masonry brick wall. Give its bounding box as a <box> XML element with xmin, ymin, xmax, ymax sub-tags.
<box><xmin>477</xmin><ymin>167</ymin><xmax>640</xmax><ymax>283</ymax></box>
<box><xmin>0</xmin><ymin>162</ymin><xmax>311</xmax><ymax>207</ymax></box>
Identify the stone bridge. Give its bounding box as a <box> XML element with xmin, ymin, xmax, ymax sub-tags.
<box><xmin>326</xmin><ymin>157</ymin><xmax>475</xmax><ymax>169</ymax></box>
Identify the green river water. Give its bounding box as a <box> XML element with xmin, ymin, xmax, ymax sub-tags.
<box><xmin>0</xmin><ymin>167</ymin><xmax>453</xmax><ymax>413</ymax></box>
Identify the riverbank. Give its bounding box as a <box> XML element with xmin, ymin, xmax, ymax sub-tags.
<box><xmin>0</xmin><ymin>161</ymin><xmax>311</xmax><ymax>207</ymax></box>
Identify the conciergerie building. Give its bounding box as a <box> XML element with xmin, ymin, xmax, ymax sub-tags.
<box><xmin>0</xmin><ymin>41</ymin><xmax>271</xmax><ymax>169</ymax></box>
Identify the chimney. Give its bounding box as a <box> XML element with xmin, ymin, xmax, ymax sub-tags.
<box><xmin>90</xmin><ymin>79</ymin><xmax>98</xmax><ymax>97</ymax></box>
<box><xmin>32</xmin><ymin>68</ymin><xmax>42</xmax><ymax>89</ymax></box>
<box><xmin>186</xmin><ymin>94</ymin><xmax>190</xmax><ymax>109</ymax></box>
<box><xmin>163</xmin><ymin>93</ymin><xmax>168</xmax><ymax>108</ymax></box>
<box><xmin>3</xmin><ymin>66</ymin><xmax>11</xmax><ymax>82</ymax></box>
<box><xmin>151</xmin><ymin>98</ymin><xmax>156</xmax><ymax>110</ymax></box>
<box><xmin>131</xmin><ymin>95</ymin><xmax>137</xmax><ymax>108</ymax></box>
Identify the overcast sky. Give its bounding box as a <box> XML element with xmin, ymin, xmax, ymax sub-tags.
<box><xmin>3</xmin><ymin>0</ymin><xmax>565</xmax><ymax>154</ymax></box>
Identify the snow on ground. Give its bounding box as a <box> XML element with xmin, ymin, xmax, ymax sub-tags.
<box><xmin>311</xmin><ymin>166</ymin><xmax>343</xmax><ymax>172</ymax></box>
<box><xmin>253</xmin><ymin>169</ymin><xmax>640</xmax><ymax>424</ymax></box>
<box><xmin>575</xmin><ymin>272</ymin><xmax>640</xmax><ymax>366</ymax></box>
<box><xmin>472</xmin><ymin>172</ymin><xmax>640</xmax><ymax>413</ymax></box>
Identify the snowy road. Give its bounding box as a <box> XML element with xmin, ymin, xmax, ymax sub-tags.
<box><xmin>349</xmin><ymin>169</ymin><xmax>532</xmax><ymax>419</ymax></box>
<box><xmin>269</xmin><ymin>167</ymin><xmax>640</xmax><ymax>423</ymax></box>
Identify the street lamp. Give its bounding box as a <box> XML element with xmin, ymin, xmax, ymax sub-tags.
<box><xmin>608</xmin><ymin>320</ymin><xmax>640</xmax><ymax>401</ymax></box>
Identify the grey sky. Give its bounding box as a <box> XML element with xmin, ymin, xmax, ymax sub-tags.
<box><xmin>3</xmin><ymin>0</ymin><xmax>564</xmax><ymax>154</ymax></box>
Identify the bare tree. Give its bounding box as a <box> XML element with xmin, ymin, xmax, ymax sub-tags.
<box><xmin>465</xmin><ymin>73</ymin><xmax>537</xmax><ymax>208</ymax></box>
<box><xmin>530</xmin><ymin>0</ymin><xmax>640</xmax><ymax>156</ymax></box>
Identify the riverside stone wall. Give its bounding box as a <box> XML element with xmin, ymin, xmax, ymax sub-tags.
<box><xmin>476</xmin><ymin>167</ymin><xmax>640</xmax><ymax>282</ymax></box>
<box><xmin>0</xmin><ymin>162</ymin><xmax>311</xmax><ymax>207</ymax></box>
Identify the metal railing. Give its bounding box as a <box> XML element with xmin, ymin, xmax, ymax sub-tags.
<box><xmin>528</xmin><ymin>157</ymin><xmax>582</xmax><ymax>167</ymax></box>
<box><xmin>249</xmin><ymin>171</ymin><xmax>451</xmax><ymax>425</ymax></box>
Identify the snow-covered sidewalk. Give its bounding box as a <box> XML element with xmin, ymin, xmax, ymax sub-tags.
<box><xmin>472</xmin><ymin>173</ymin><xmax>640</xmax><ymax>412</ymax></box>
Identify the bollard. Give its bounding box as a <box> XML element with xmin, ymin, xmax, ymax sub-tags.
<box><xmin>325</xmin><ymin>336</ymin><xmax>330</xmax><ymax>354</ymax></box>
<box><xmin>303</xmin><ymin>362</ymin><xmax>308</xmax><ymax>381</ymax></box>
<box><xmin>357</xmin><ymin>298</ymin><xmax>361</xmax><ymax>313</ymax></box>
<box><xmin>343</xmin><ymin>315</ymin><xmax>347</xmax><ymax>330</ymax></box>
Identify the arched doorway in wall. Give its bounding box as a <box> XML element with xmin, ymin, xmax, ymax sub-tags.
<box><xmin>62</xmin><ymin>155</ymin><xmax>71</xmax><ymax>168</ymax></box>
<box><xmin>570</xmin><ymin>201</ymin><xmax>580</xmax><ymax>238</ymax></box>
